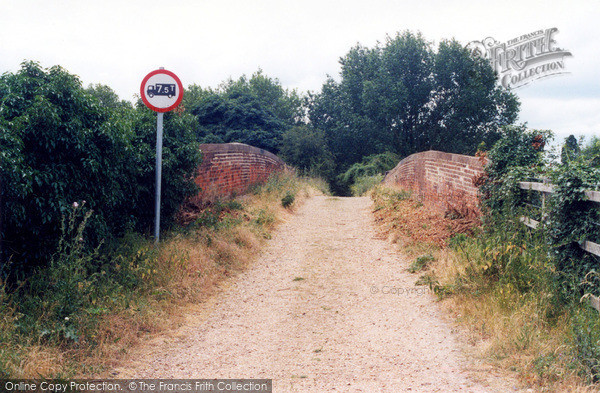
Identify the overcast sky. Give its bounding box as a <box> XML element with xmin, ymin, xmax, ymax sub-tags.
<box><xmin>1</xmin><ymin>0</ymin><xmax>599</xmax><ymax>145</ymax></box>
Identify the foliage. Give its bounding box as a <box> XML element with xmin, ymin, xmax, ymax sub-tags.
<box><xmin>251</xmin><ymin>171</ymin><xmax>300</xmax><ymax>200</ymax></box>
<box><xmin>339</xmin><ymin>152</ymin><xmax>398</xmax><ymax>195</ymax></box>
<box><xmin>125</xmin><ymin>103</ymin><xmax>202</xmax><ymax>232</ymax></box>
<box><xmin>470</xmin><ymin>125</ymin><xmax>600</xmax><ymax>384</ymax></box>
<box><xmin>0</xmin><ymin>169</ymin><xmax>319</xmax><ymax>378</ymax></box>
<box><xmin>547</xmin><ymin>162</ymin><xmax>600</xmax><ymax>297</ymax></box>
<box><xmin>17</xmin><ymin>203</ymin><xmax>100</xmax><ymax>343</ymax></box>
<box><xmin>371</xmin><ymin>180</ymin><xmax>588</xmax><ymax>387</ymax></box>
<box><xmin>308</xmin><ymin>31</ymin><xmax>520</xmax><ymax>173</ymax></box>
<box><xmin>580</xmin><ymin>136</ymin><xmax>600</xmax><ymax>167</ymax></box>
<box><xmin>408</xmin><ymin>254</ymin><xmax>434</xmax><ymax>273</ymax></box>
<box><xmin>350</xmin><ymin>175</ymin><xmax>384</xmax><ymax>196</ymax></box>
<box><xmin>572</xmin><ymin>302</ymin><xmax>600</xmax><ymax>381</ymax></box>
<box><xmin>188</xmin><ymin>70</ymin><xmax>302</xmax><ymax>154</ymax></box>
<box><xmin>561</xmin><ymin>134</ymin><xmax>581</xmax><ymax>165</ymax></box>
<box><xmin>278</xmin><ymin>126</ymin><xmax>335</xmax><ymax>179</ymax></box>
<box><xmin>341</xmin><ymin>152</ymin><xmax>398</xmax><ymax>185</ymax></box>
<box><xmin>451</xmin><ymin>219</ymin><xmax>554</xmax><ymax>297</ymax></box>
<box><xmin>479</xmin><ymin>125</ymin><xmax>552</xmax><ymax>215</ymax></box>
<box><xmin>428</xmin><ymin>40</ymin><xmax>519</xmax><ymax>153</ymax></box>
<box><xmin>85</xmin><ymin>84</ymin><xmax>132</xmax><ymax>110</ymax></box>
<box><xmin>479</xmin><ymin>125</ymin><xmax>600</xmax><ymax>298</ymax></box>
<box><xmin>0</xmin><ymin>61</ymin><xmax>201</xmax><ymax>280</ymax></box>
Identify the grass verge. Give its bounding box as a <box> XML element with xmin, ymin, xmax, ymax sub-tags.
<box><xmin>0</xmin><ymin>171</ymin><xmax>325</xmax><ymax>378</ymax></box>
<box><xmin>370</xmin><ymin>185</ymin><xmax>600</xmax><ymax>392</ymax></box>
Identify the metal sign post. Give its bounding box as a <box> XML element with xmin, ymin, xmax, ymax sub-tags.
<box><xmin>140</xmin><ymin>68</ymin><xmax>184</xmax><ymax>244</ymax></box>
<box><xmin>154</xmin><ymin>112</ymin><xmax>164</xmax><ymax>242</ymax></box>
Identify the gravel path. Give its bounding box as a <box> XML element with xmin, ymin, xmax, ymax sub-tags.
<box><xmin>115</xmin><ymin>196</ymin><xmax>522</xmax><ymax>392</ymax></box>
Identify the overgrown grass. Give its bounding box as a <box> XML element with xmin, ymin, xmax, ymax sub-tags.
<box><xmin>350</xmin><ymin>174</ymin><xmax>384</xmax><ymax>196</ymax></box>
<box><xmin>430</xmin><ymin>225</ymin><xmax>600</xmax><ymax>390</ymax></box>
<box><xmin>371</xmin><ymin>185</ymin><xmax>600</xmax><ymax>391</ymax></box>
<box><xmin>0</xmin><ymin>171</ymin><xmax>321</xmax><ymax>378</ymax></box>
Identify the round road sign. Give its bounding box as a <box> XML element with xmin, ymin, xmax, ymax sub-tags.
<box><xmin>140</xmin><ymin>69</ymin><xmax>184</xmax><ymax>112</ymax></box>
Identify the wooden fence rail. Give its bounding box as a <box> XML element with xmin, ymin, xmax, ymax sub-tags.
<box><xmin>519</xmin><ymin>181</ymin><xmax>600</xmax><ymax>311</ymax></box>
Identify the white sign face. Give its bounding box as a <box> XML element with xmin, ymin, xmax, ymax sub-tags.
<box><xmin>140</xmin><ymin>69</ymin><xmax>184</xmax><ymax>113</ymax></box>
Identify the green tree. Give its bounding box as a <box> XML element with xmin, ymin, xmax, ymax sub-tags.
<box><xmin>561</xmin><ymin>134</ymin><xmax>581</xmax><ymax>164</ymax></box>
<box><xmin>278</xmin><ymin>126</ymin><xmax>335</xmax><ymax>178</ymax></box>
<box><xmin>427</xmin><ymin>40</ymin><xmax>520</xmax><ymax>153</ymax></box>
<box><xmin>85</xmin><ymin>84</ymin><xmax>132</xmax><ymax>110</ymax></box>
<box><xmin>308</xmin><ymin>31</ymin><xmax>520</xmax><ymax>177</ymax></box>
<box><xmin>188</xmin><ymin>70</ymin><xmax>302</xmax><ymax>154</ymax></box>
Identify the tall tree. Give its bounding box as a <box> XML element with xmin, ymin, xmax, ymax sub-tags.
<box><xmin>427</xmin><ymin>40</ymin><xmax>519</xmax><ymax>153</ymax></box>
<box><xmin>308</xmin><ymin>31</ymin><xmax>520</xmax><ymax>171</ymax></box>
<box><xmin>188</xmin><ymin>70</ymin><xmax>302</xmax><ymax>154</ymax></box>
<box><xmin>561</xmin><ymin>134</ymin><xmax>581</xmax><ymax>164</ymax></box>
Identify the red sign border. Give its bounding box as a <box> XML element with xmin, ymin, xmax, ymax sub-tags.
<box><xmin>140</xmin><ymin>69</ymin><xmax>184</xmax><ymax>113</ymax></box>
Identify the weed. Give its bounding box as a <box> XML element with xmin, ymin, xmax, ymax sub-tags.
<box><xmin>254</xmin><ymin>209</ymin><xmax>275</xmax><ymax>227</ymax></box>
<box><xmin>415</xmin><ymin>273</ymin><xmax>438</xmax><ymax>290</ymax></box>
<box><xmin>408</xmin><ymin>254</ymin><xmax>435</xmax><ymax>273</ymax></box>
<box><xmin>572</xmin><ymin>306</ymin><xmax>600</xmax><ymax>382</ymax></box>
<box><xmin>281</xmin><ymin>192</ymin><xmax>295</xmax><ymax>208</ymax></box>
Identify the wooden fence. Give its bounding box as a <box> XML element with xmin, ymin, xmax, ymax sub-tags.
<box><xmin>519</xmin><ymin>181</ymin><xmax>600</xmax><ymax>311</ymax></box>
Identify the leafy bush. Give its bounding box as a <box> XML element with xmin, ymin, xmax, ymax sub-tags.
<box><xmin>547</xmin><ymin>162</ymin><xmax>600</xmax><ymax>298</ymax></box>
<box><xmin>479</xmin><ymin>124</ymin><xmax>600</xmax><ymax>300</ymax></box>
<box><xmin>573</xmin><ymin>305</ymin><xmax>600</xmax><ymax>382</ymax></box>
<box><xmin>341</xmin><ymin>152</ymin><xmax>399</xmax><ymax>185</ymax></box>
<box><xmin>350</xmin><ymin>174</ymin><xmax>384</xmax><ymax>196</ymax></box>
<box><xmin>468</xmin><ymin>124</ymin><xmax>600</xmax><ymax>384</ymax></box>
<box><xmin>341</xmin><ymin>152</ymin><xmax>399</xmax><ymax>195</ymax></box>
<box><xmin>278</xmin><ymin>126</ymin><xmax>335</xmax><ymax>179</ymax></box>
<box><xmin>479</xmin><ymin>124</ymin><xmax>552</xmax><ymax>216</ymax></box>
<box><xmin>0</xmin><ymin>61</ymin><xmax>201</xmax><ymax>280</ymax></box>
<box><xmin>189</xmin><ymin>70</ymin><xmax>302</xmax><ymax>154</ymax></box>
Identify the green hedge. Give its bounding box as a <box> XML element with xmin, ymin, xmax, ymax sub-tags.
<box><xmin>0</xmin><ymin>62</ymin><xmax>201</xmax><ymax>280</ymax></box>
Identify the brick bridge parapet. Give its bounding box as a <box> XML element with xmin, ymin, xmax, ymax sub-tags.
<box><xmin>382</xmin><ymin>150</ymin><xmax>485</xmax><ymax>211</ymax></box>
<box><xmin>192</xmin><ymin>143</ymin><xmax>285</xmax><ymax>203</ymax></box>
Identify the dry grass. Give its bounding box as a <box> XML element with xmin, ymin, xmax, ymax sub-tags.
<box><xmin>1</xmin><ymin>172</ymin><xmax>322</xmax><ymax>378</ymax></box>
<box><xmin>370</xmin><ymin>185</ymin><xmax>598</xmax><ymax>392</ymax></box>
<box><xmin>371</xmin><ymin>185</ymin><xmax>480</xmax><ymax>249</ymax></box>
<box><xmin>19</xmin><ymin>345</ymin><xmax>65</xmax><ymax>378</ymax></box>
<box><xmin>86</xmin><ymin>175</ymin><xmax>319</xmax><ymax>375</ymax></box>
<box><xmin>433</xmin><ymin>251</ymin><xmax>596</xmax><ymax>392</ymax></box>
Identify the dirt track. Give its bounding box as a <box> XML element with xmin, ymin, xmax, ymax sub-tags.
<box><xmin>115</xmin><ymin>196</ymin><xmax>522</xmax><ymax>392</ymax></box>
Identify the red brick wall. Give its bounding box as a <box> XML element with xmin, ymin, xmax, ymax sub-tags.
<box><xmin>192</xmin><ymin>143</ymin><xmax>285</xmax><ymax>203</ymax></box>
<box><xmin>383</xmin><ymin>150</ymin><xmax>485</xmax><ymax>210</ymax></box>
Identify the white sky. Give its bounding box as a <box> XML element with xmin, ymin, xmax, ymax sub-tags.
<box><xmin>1</xmin><ymin>0</ymin><xmax>599</xmax><ymax>145</ymax></box>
